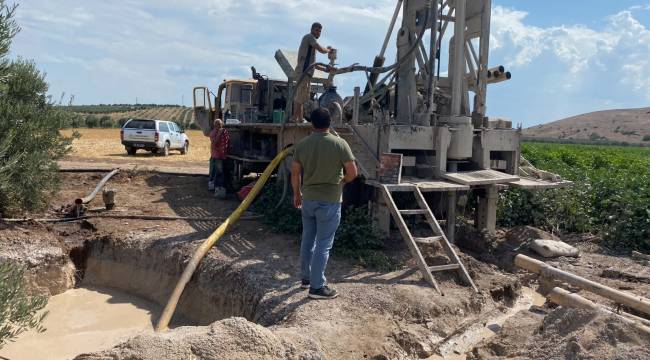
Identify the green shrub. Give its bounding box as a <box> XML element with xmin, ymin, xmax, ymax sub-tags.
<box><xmin>0</xmin><ymin>263</ymin><xmax>48</xmax><ymax>348</ymax></box>
<box><xmin>499</xmin><ymin>142</ymin><xmax>650</xmax><ymax>251</ymax></box>
<box><xmin>252</xmin><ymin>182</ymin><xmax>396</xmax><ymax>270</ymax></box>
<box><xmin>589</xmin><ymin>132</ymin><xmax>602</xmax><ymax>141</ymax></box>
<box><xmin>643</xmin><ymin>135</ymin><xmax>650</xmax><ymax>142</ymax></box>
<box><xmin>85</xmin><ymin>114</ymin><xmax>98</xmax><ymax>128</ymax></box>
<box><xmin>99</xmin><ymin>115</ymin><xmax>113</xmax><ymax>128</ymax></box>
<box><xmin>0</xmin><ymin>2</ymin><xmax>77</xmax><ymax>215</ymax></box>
<box><xmin>70</xmin><ymin>114</ymin><xmax>83</xmax><ymax>128</ymax></box>
<box><xmin>118</xmin><ymin>118</ymin><xmax>130</xmax><ymax>127</ymax></box>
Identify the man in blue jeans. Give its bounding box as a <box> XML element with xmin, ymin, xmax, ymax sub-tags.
<box><xmin>291</xmin><ymin>108</ymin><xmax>358</xmax><ymax>299</ymax></box>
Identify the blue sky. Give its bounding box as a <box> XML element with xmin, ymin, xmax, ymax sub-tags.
<box><xmin>10</xmin><ymin>0</ymin><xmax>650</xmax><ymax>127</ymax></box>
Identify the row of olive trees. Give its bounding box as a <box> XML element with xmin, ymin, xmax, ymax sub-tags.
<box><xmin>0</xmin><ymin>1</ymin><xmax>70</xmax><ymax>348</ymax></box>
<box><xmin>65</xmin><ymin>114</ymin><xmax>200</xmax><ymax>130</ymax></box>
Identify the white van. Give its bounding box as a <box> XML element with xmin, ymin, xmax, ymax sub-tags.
<box><xmin>120</xmin><ymin>119</ymin><xmax>189</xmax><ymax>156</ymax></box>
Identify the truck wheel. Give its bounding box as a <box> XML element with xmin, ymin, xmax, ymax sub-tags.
<box><xmin>162</xmin><ymin>142</ymin><xmax>170</xmax><ymax>156</ymax></box>
<box><xmin>126</xmin><ymin>146</ymin><xmax>136</xmax><ymax>156</ymax></box>
<box><xmin>180</xmin><ymin>141</ymin><xmax>189</xmax><ymax>155</ymax></box>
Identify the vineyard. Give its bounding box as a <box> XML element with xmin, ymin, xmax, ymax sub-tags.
<box><xmin>499</xmin><ymin>142</ymin><xmax>650</xmax><ymax>252</ymax></box>
<box><xmin>60</xmin><ymin>105</ymin><xmax>196</xmax><ymax>130</ymax></box>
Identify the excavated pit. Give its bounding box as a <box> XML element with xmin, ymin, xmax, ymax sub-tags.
<box><xmin>81</xmin><ymin>235</ymin><xmax>265</xmax><ymax>326</ymax></box>
<box><xmin>0</xmin><ymin>173</ymin><xmax>555</xmax><ymax>359</ymax></box>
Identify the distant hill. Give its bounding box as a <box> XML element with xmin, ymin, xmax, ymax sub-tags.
<box><xmin>523</xmin><ymin>107</ymin><xmax>650</xmax><ymax>144</ymax></box>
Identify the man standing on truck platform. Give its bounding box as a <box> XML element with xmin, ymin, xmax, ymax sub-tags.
<box><xmin>207</xmin><ymin>119</ymin><xmax>230</xmax><ymax>198</ymax></box>
<box><xmin>291</xmin><ymin>108</ymin><xmax>358</xmax><ymax>299</ymax></box>
<box><xmin>292</xmin><ymin>22</ymin><xmax>333</xmax><ymax>123</ymax></box>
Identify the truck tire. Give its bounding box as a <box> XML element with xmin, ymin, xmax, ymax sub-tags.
<box><xmin>180</xmin><ymin>141</ymin><xmax>189</xmax><ymax>155</ymax></box>
<box><xmin>162</xmin><ymin>141</ymin><xmax>170</xmax><ymax>156</ymax></box>
<box><xmin>126</xmin><ymin>146</ymin><xmax>136</xmax><ymax>156</ymax></box>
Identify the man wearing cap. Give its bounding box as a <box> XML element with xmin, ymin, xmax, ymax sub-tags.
<box><xmin>292</xmin><ymin>22</ymin><xmax>333</xmax><ymax>123</ymax></box>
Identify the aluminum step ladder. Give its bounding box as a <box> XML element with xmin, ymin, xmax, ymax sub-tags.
<box><xmin>380</xmin><ymin>184</ymin><xmax>478</xmax><ymax>295</ymax></box>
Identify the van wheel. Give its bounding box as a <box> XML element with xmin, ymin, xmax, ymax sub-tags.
<box><xmin>162</xmin><ymin>142</ymin><xmax>170</xmax><ymax>156</ymax></box>
<box><xmin>126</xmin><ymin>146</ymin><xmax>136</xmax><ymax>156</ymax></box>
<box><xmin>180</xmin><ymin>141</ymin><xmax>189</xmax><ymax>155</ymax></box>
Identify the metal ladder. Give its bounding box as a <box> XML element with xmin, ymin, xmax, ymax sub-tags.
<box><xmin>380</xmin><ymin>184</ymin><xmax>478</xmax><ymax>295</ymax></box>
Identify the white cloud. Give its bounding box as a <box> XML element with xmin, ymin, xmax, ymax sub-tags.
<box><xmin>491</xmin><ymin>6</ymin><xmax>650</xmax><ymax>99</ymax></box>
<box><xmin>491</xmin><ymin>6</ymin><xmax>618</xmax><ymax>73</ymax></box>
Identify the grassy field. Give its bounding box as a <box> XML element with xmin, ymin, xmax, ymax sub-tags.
<box><xmin>500</xmin><ymin>142</ymin><xmax>650</xmax><ymax>251</ymax></box>
<box><xmin>61</xmin><ymin>128</ymin><xmax>211</xmax><ymax>162</ymax></box>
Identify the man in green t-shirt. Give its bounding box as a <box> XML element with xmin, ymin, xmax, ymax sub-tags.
<box><xmin>292</xmin><ymin>108</ymin><xmax>357</xmax><ymax>299</ymax></box>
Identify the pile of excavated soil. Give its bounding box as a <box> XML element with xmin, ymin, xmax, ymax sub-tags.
<box><xmin>0</xmin><ymin>223</ymin><xmax>76</xmax><ymax>296</ymax></box>
<box><xmin>75</xmin><ymin>317</ymin><xmax>322</xmax><ymax>360</ymax></box>
<box><xmin>469</xmin><ymin>307</ymin><xmax>650</xmax><ymax>359</ymax></box>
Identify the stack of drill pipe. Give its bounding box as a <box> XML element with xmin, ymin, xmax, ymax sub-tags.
<box><xmin>515</xmin><ymin>254</ymin><xmax>650</xmax><ymax>316</ymax></box>
<box><xmin>487</xmin><ymin>69</ymin><xmax>511</xmax><ymax>84</ymax></box>
<box><xmin>486</xmin><ymin>65</ymin><xmax>505</xmax><ymax>78</ymax></box>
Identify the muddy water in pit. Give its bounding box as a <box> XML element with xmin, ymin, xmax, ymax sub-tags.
<box><xmin>0</xmin><ymin>287</ymin><xmax>162</xmax><ymax>360</ymax></box>
<box><xmin>427</xmin><ymin>287</ymin><xmax>546</xmax><ymax>360</ymax></box>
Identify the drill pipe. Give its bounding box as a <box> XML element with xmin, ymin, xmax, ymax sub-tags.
<box><xmin>515</xmin><ymin>254</ymin><xmax>650</xmax><ymax>316</ymax></box>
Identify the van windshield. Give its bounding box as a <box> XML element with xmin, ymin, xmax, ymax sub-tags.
<box><xmin>124</xmin><ymin>119</ymin><xmax>155</xmax><ymax>130</ymax></box>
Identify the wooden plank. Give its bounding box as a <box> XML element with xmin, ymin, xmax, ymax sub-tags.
<box><xmin>400</xmin><ymin>177</ymin><xmax>469</xmax><ymax>191</ymax></box>
<box><xmin>399</xmin><ymin>209</ymin><xmax>429</xmax><ymax>215</ymax></box>
<box><xmin>510</xmin><ymin>177</ymin><xmax>573</xmax><ymax>189</ymax></box>
<box><xmin>443</xmin><ymin>169</ymin><xmax>519</xmax><ymax>186</ymax></box>
<box><xmin>429</xmin><ymin>264</ymin><xmax>460</xmax><ymax>272</ymax></box>
<box><xmin>380</xmin><ymin>185</ymin><xmax>442</xmax><ymax>294</ymax></box>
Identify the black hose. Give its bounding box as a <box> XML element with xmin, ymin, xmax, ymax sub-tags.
<box><xmin>1</xmin><ymin>214</ymin><xmax>262</xmax><ymax>223</ymax></box>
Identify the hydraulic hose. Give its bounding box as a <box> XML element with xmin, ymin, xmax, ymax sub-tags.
<box><xmin>155</xmin><ymin>145</ymin><xmax>294</xmax><ymax>332</ymax></box>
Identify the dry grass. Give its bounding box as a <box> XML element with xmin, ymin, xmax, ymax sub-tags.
<box><xmin>61</xmin><ymin>128</ymin><xmax>210</xmax><ymax>163</ymax></box>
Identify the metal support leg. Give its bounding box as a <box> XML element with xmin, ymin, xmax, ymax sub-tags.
<box><xmin>476</xmin><ymin>184</ymin><xmax>497</xmax><ymax>234</ymax></box>
<box><xmin>446</xmin><ymin>191</ymin><xmax>457</xmax><ymax>243</ymax></box>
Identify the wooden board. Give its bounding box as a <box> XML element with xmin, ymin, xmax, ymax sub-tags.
<box><xmin>442</xmin><ymin>169</ymin><xmax>519</xmax><ymax>186</ymax></box>
<box><xmin>401</xmin><ymin>177</ymin><xmax>469</xmax><ymax>192</ymax></box>
<box><xmin>510</xmin><ymin>177</ymin><xmax>573</xmax><ymax>189</ymax></box>
<box><xmin>378</xmin><ymin>153</ymin><xmax>403</xmax><ymax>184</ymax></box>
<box><xmin>368</xmin><ymin>178</ymin><xmax>468</xmax><ymax>192</ymax></box>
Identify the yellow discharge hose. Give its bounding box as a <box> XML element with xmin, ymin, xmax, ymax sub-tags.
<box><xmin>155</xmin><ymin>146</ymin><xmax>293</xmax><ymax>332</ymax></box>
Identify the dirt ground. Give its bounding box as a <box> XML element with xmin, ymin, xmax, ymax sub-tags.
<box><xmin>61</xmin><ymin>128</ymin><xmax>211</xmax><ymax>163</ymax></box>
<box><xmin>1</xmin><ymin>168</ymin><xmax>649</xmax><ymax>359</ymax></box>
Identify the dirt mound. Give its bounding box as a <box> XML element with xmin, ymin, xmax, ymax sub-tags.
<box><xmin>74</xmin><ymin>317</ymin><xmax>321</xmax><ymax>360</ymax></box>
<box><xmin>469</xmin><ymin>307</ymin><xmax>650</xmax><ymax>359</ymax></box>
<box><xmin>505</xmin><ymin>226</ymin><xmax>559</xmax><ymax>246</ymax></box>
<box><xmin>456</xmin><ymin>225</ymin><xmax>559</xmax><ymax>271</ymax></box>
<box><xmin>0</xmin><ymin>224</ymin><xmax>76</xmax><ymax>296</ymax></box>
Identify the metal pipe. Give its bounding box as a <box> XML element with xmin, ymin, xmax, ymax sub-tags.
<box><xmin>515</xmin><ymin>254</ymin><xmax>650</xmax><ymax>316</ymax></box>
<box><xmin>427</xmin><ymin>0</ymin><xmax>439</xmax><ymax>113</ymax></box>
<box><xmin>451</xmin><ymin>0</ymin><xmax>466</xmax><ymax>116</ymax></box>
<box><xmin>352</xmin><ymin>86</ymin><xmax>360</xmax><ymax>125</ymax></box>
<box><xmin>380</xmin><ymin>0</ymin><xmax>404</xmax><ymax>58</ymax></box>
<box><xmin>476</xmin><ymin>0</ymin><xmax>491</xmax><ymax>115</ymax></box>
<box><xmin>75</xmin><ymin>169</ymin><xmax>120</xmax><ymax>205</ymax></box>
<box><xmin>548</xmin><ymin>287</ymin><xmax>650</xmax><ymax>334</ymax></box>
<box><xmin>155</xmin><ymin>146</ymin><xmax>294</xmax><ymax>332</ymax></box>
<box><xmin>0</xmin><ymin>214</ymin><xmax>262</xmax><ymax>223</ymax></box>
